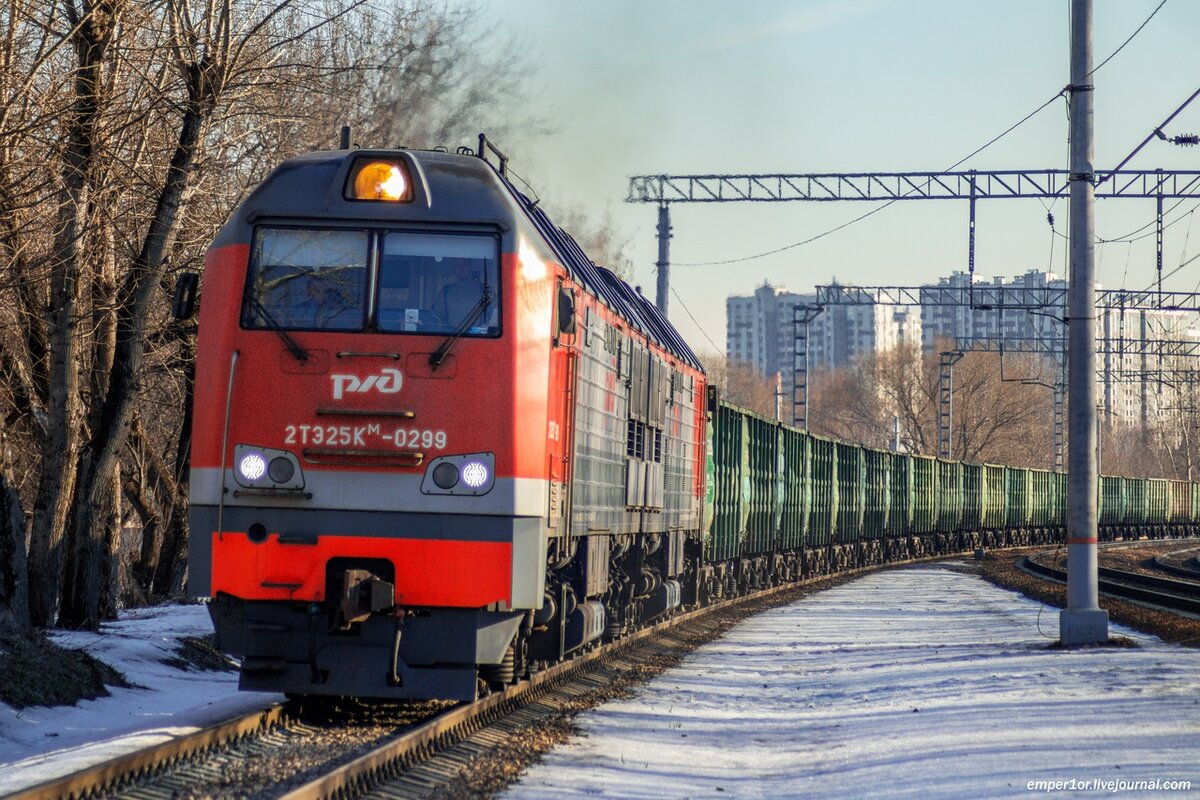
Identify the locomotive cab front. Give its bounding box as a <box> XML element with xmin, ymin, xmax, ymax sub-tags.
<box><xmin>189</xmin><ymin>149</ymin><xmax>566</xmax><ymax>700</ymax></box>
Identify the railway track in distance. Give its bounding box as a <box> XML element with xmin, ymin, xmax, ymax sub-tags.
<box><xmin>1021</xmin><ymin>554</ymin><xmax>1200</xmax><ymax>617</ymax></box>
<box><xmin>1151</xmin><ymin>551</ymin><xmax>1200</xmax><ymax>581</ymax></box>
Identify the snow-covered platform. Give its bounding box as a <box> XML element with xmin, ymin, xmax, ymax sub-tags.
<box><xmin>504</xmin><ymin>565</ymin><xmax>1200</xmax><ymax>799</ymax></box>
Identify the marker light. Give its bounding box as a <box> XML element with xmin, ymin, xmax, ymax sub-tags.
<box><xmin>349</xmin><ymin>160</ymin><xmax>411</xmax><ymax>202</ymax></box>
<box><xmin>238</xmin><ymin>452</ymin><xmax>267</xmax><ymax>482</ymax></box>
<box><xmin>268</xmin><ymin>456</ymin><xmax>295</xmax><ymax>484</ymax></box>
<box><xmin>462</xmin><ymin>461</ymin><xmax>489</xmax><ymax>489</ymax></box>
<box><xmin>432</xmin><ymin>462</ymin><xmax>460</xmax><ymax>489</ymax></box>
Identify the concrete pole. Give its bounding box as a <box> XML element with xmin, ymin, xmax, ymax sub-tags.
<box><xmin>655</xmin><ymin>203</ymin><xmax>672</xmax><ymax>316</ymax></box>
<box><xmin>1060</xmin><ymin>0</ymin><xmax>1109</xmax><ymax>646</ymax></box>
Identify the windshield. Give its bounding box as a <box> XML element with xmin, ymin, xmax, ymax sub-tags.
<box><xmin>242</xmin><ymin>227</ymin><xmax>499</xmax><ymax>336</ymax></box>
<box><xmin>378</xmin><ymin>232</ymin><xmax>498</xmax><ymax>335</ymax></box>
<box><xmin>244</xmin><ymin>228</ymin><xmax>368</xmax><ymax>331</ymax></box>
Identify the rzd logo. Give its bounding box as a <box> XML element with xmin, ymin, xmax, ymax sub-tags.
<box><xmin>331</xmin><ymin>368</ymin><xmax>403</xmax><ymax>400</ymax></box>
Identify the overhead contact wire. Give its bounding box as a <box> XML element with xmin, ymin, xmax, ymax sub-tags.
<box><xmin>675</xmin><ymin>0</ymin><xmax>1171</xmax><ymax>269</ymax></box>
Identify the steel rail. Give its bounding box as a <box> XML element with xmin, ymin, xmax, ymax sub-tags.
<box><xmin>1022</xmin><ymin>556</ymin><xmax>1200</xmax><ymax>615</ymax></box>
<box><xmin>276</xmin><ymin>574</ymin><xmax>816</xmax><ymax>800</ymax></box>
<box><xmin>9</xmin><ymin>704</ymin><xmax>289</xmax><ymax>800</ymax></box>
<box><xmin>1151</xmin><ymin>553</ymin><xmax>1200</xmax><ymax>581</ymax></box>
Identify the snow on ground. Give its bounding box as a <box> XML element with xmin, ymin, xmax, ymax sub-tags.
<box><xmin>504</xmin><ymin>565</ymin><xmax>1200</xmax><ymax>800</ymax></box>
<box><xmin>3</xmin><ymin>568</ymin><xmax>1199</xmax><ymax>799</ymax></box>
<box><xmin>0</xmin><ymin>603</ymin><xmax>281</xmax><ymax>796</ymax></box>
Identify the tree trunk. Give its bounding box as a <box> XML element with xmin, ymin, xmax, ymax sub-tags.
<box><xmin>0</xmin><ymin>415</ymin><xmax>29</xmax><ymax>635</ymax></box>
<box><xmin>26</xmin><ymin>1</ymin><xmax>121</xmax><ymax>626</ymax></box>
<box><xmin>155</xmin><ymin>334</ymin><xmax>195</xmax><ymax>597</ymax></box>
<box><xmin>61</xmin><ymin>90</ymin><xmax>208</xmax><ymax>627</ymax></box>
<box><xmin>0</xmin><ymin>472</ymin><xmax>29</xmax><ymax>633</ymax></box>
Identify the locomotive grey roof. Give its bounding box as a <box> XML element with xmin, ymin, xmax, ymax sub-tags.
<box><xmin>498</xmin><ymin>175</ymin><xmax>702</xmax><ymax>370</ymax></box>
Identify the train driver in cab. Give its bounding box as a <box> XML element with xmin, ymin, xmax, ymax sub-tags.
<box><xmin>434</xmin><ymin>257</ymin><xmax>492</xmax><ymax>327</ymax></box>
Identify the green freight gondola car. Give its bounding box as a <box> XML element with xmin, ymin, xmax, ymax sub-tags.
<box><xmin>911</xmin><ymin>455</ymin><xmax>938</xmax><ymax>534</ymax></box>
<box><xmin>1168</xmin><ymin>480</ymin><xmax>1192</xmax><ymax>524</ymax></box>
<box><xmin>962</xmin><ymin>463</ymin><xmax>983</xmax><ymax>530</ymax></box>
<box><xmin>1125</xmin><ymin>477</ymin><xmax>1148</xmax><ymax>527</ymax></box>
<box><xmin>1146</xmin><ymin>478</ymin><xmax>1169</xmax><ymax>526</ymax></box>
<box><xmin>835</xmin><ymin>442</ymin><xmax>865</xmax><ymax>544</ymax></box>
<box><xmin>981</xmin><ymin>465</ymin><xmax>1006</xmax><ymax>530</ymax></box>
<box><xmin>745</xmin><ymin>414</ymin><xmax>780</xmax><ymax>555</ymax></box>
<box><xmin>1029</xmin><ymin>469</ymin><xmax>1056</xmax><ymax>528</ymax></box>
<box><xmin>1099</xmin><ymin>475</ymin><xmax>1124</xmax><ymax>528</ymax></box>
<box><xmin>710</xmin><ymin>401</ymin><xmax>749</xmax><ymax>562</ymax></box>
<box><xmin>779</xmin><ymin>425</ymin><xmax>809</xmax><ymax>551</ymax></box>
<box><xmin>936</xmin><ymin>459</ymin><xmax>964</xmax><ymax>533</ymax></box>
<box><xmin>1193</xmin><ymin>482</ymin><xmax>1200</xmax><ymax>527</ymax></box>
<box><xmin>863</xmin><ymin>450</ymin><xmax>892</xmax><ymax>543</ymax></box>
<box><xmin>1006</xmin><ymin>467</ymin><xmax>1032</xmax><ymax>529</ymax></box>
<box><xmin>887</xmin><ymin>452</ymin><xmax>913</xmax><ymax>538</ymax></box>
<box><xmin>1053</xmin><ymin>471</ymin><xmax>1068</xmax><ymax>528</ymax></box>
<box><xmin>809</xmin><ymin>434</ymin><xmax>837</xmax><ymax>549</ymax></box>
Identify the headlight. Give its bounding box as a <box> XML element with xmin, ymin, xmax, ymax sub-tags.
<box><xmin>238</xmin><ymin>452</ymin><xmax>267</xmax><ymax>482</ymax></box>
<box><xmin>232</xmin><ymin>444</ymin><xmax>305</xmax><ymax>491</ymax></box>
<box><xmin>422</xmin><ymin>453</ymin><xmax>495</xmax><ymax>496</ymax></box>
<box><xmin>347</xmin><ymin>159</ymin><xmax>413</xmax><ymax>202</ymax></box>
<box><xmin>462</xmin><ymin>461</ymin><xmax>489</xmax><ymax>489</ymax></box>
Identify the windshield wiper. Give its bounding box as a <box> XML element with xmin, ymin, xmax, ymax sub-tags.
<box><xmin>249</xmin><ymin>297</ymin><xmax>310</xmax><ymax>363</ymax></box>
<box><xmin>428</xmin><ymin>288</ymin><xmax>493</xmax><ymax>370</ymax></box>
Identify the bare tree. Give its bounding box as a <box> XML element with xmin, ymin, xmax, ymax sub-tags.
<box><xmin>0</xmin><ymin>0</ymin><xmax>543</xmax><ymax>631</ymax></box>
<box><xmin>810</xmin><ymin>343</ymin><xmax>1055</xmax><ymax>466</ymax></box>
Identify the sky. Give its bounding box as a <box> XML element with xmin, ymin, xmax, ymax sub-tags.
<box><xmin>477</xmin><ymin>0</ymin><xmax>1200</xmax><ymax>356</ymax></box>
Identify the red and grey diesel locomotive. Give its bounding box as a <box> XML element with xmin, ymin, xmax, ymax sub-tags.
<box><xmin>189</xmin><ymin>139</ymin><xmax>707</xmax><ymax>700</ymax></box>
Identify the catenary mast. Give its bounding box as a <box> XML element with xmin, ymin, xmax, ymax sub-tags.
<box><xmin>1061</xmin><ymin>0</ymin><xmax>1109</xmax><ymax>646</ymax></box>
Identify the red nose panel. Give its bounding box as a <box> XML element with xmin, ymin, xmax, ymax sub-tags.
<box><xmin>210</xmin><ymin>532</ymin><xmax>512</xmax><ymax>607</ymax></box>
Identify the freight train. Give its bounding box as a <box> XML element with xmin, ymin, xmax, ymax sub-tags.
<box><xmin>185</xmin><ymin>137</ymin><xmax>1200</xmax><ymax>702</ymax></box>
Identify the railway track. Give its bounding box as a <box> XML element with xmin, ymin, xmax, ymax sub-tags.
<box><xmin>8</xmin><ymin>698</ymin><xmax>455</xmax><ymax>800</ymax></box>
<box><xmin>1151</xmin><ymin>551</ymin><xmax>1200</xmax><ymax>581</ymax></box>
<box><xmin>1022</xmin><ymin>552</ymin><xmax>1200</xmax><ymax>617</ymax></box>
<box><xmin>17</xmin><ymin>538</ymin><xmax>1199</xmax><ymax>799</ymax></box>
<box><xmin>9</xmin><ymin>569</ymin><xmax>848</xmax><ymax>800</ymax></box>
